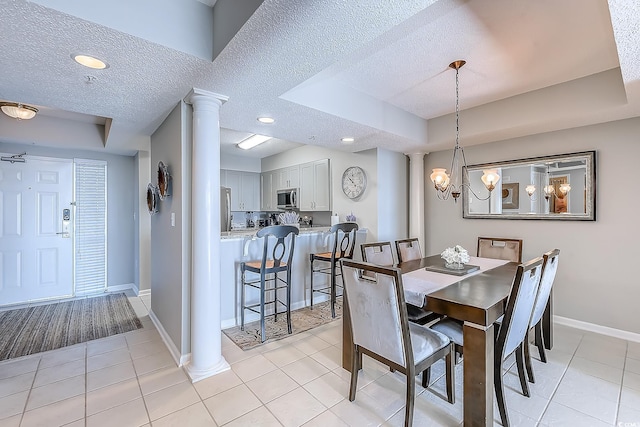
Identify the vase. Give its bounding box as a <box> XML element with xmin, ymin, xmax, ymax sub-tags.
<box><xmin>445</xmin><ymin>261</ymin><xmax>464</xmax><ymax>270</ymax></box>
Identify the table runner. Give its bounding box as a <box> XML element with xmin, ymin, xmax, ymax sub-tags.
<box><xmin>402</xmin><ymin>256</ymin><xmax>509</xmax><ymax>307</ymax></box>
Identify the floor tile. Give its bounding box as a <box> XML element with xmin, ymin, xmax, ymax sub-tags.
<box><xmin>263</xmin><ymin>345</ymin><xmax>307</xmax><ymax>367</ymax></box>
<box><xmin>203</xmin><ymin>384</ymin><xmax>262</xmax><ymax>425</ymax></box>
<box><xmin>33</xmin><ymin>359</ymin><xmax>85</xmax><ymax>387</ymax></box>
<box><xmin>311</xmin><ymin>325</ymin><xmax>342</xmax><ymax>346</ymax></box>
<box><xmin>86</xmin><ymin>335</ymin><xmax>128</xmax><ymax>357</ymax></box>
<box><xmin>193</xmin><ymin>368</ymin><xmax>243</xmax><ymax>400</ymax></box>
<box><xmin>132</xmin><ymin>351</ymin><xmax>175</xmax><ymax>376</ymax></box>
<box><xmin>0</xmin><ymin>357</ymin><xmax>40</xmax><ymax>380</ymax></box>
<box><xmin>623</xmin><ymin>370</ymin><xmax>640</xmax><ymax>392</ymax></box>
<box><xmin>552</xmin><ymin>369</ymin><xmax>619</xmax><ymax>424</ymax></box>
<box><xmin>0</xmin><ymin>414</ymin><xmax>21</xmax><ymax>427</ymax></box>
<box><xmin>292</xmin><ymin>335</ymin><xmax>332</xmax><ymax>355</ymax></box>
<box><xmin>540</xmin><ymin>401</ymin><xmax>611</xmax><ymax>427</ymax></box>
<box><xmin>617</xmin><ymin>403</ymin><xmax>640</xmax><ymax>426</ymax></box>
<box><xmin>38</xmin><ymin>345</ymin><xmax>86</xmax><ymax>369</ymax></box>
<box><xmin>310</xmin><ymin>345</ymin><xmax>342</xmax><ymax>371</ymax></box>
<box><xmin>303</xmin><ymin>371</ymin><xmax>349</xmax><ymax>408</ymax></box>
<box><xmin>0</xmin><ymin>390</ymin><xmax>29</xmax><ymax>419</ymax></box>
<box><xmin>129</xmin><ymin>339</ymin><xmax>169</xmax><ymax>360</ymax></box>
<box><xmin>26</xmin><ymin>375</ymin><xmax>85</xmax><ymax>410</ymax></box>
<box><xmin>231</xmin><ymin>354</ymin><xmax>278</xmax><ymax>382</ymax></box>
<box><xmin>20</xmin><ymin>395</ymin><xmax>85</xmax><ymax>427</ymax></box>
<box><xmin>267</xmin><ymin>388</ymin><xmax>326</xmax><ymax>427</ymax></box>
<box><xmin>567</xmin><ymin>355</ymin><xmax>623</xmax><ymax>384</ymax></box>
<box><xmin>138</xmin><ymin>365</ymin><xmax>188</xmax><ymax>395</ymax></box>
<box><xmin>125</xmin><ymin>328</ymin><xmax>161</xmax><ymax>347</ymax></box>
<box><xmin>302</xmin><ymin>410</ymin><xmax>348</xmax><ymax>427</ymax></box>
<box><xmin>281</xmin><ymin>356</ymin><xmax>330</xmax><ymax>385</ymax></box>
<box><xmin>86</xmin><ymin>397</ymin><xmax>149</xmax><ymax>427</ymax></box>
<box><xmin>620</xmin><ymin>386</ymin><xmax>640</xmax><ymax>409</ymax></box>
<box><xmin>626</xmin><ymin>357</ymin><xmax>640</xmax><ymax>375</ymax></box>
<box><xmin>151</xmin><ymin>401</ymin><xmax>217</xmax><ymax>427</ymax></box>
<box><xmin>224</xmin><ymin>406</ymin><xmax>282</xmax><ymax>427</ymax></box>
<box><xmin>360</xmin><ymin>373</ymin><xmax>411</xmax><ymax>421</ymax></box>
<box><xmin>246</xmin><ymin>369</ymin><xmax>299</xmax><ymax>403</ymax></box>
<box><xmin>330</xmin><ymin>392</ymin><xmax>391</xmax><ymax>426</ymax></box>
<box><xmin>86</xmin><ymin>378</ymin><xmax>141</xmax><ymax>416</ymax></box>
<box><xmin>87</xmin><ymin>360</ymin><xmax>137</xmax><ymax>391</ymax></box>
<box><xmin>0</xmin><ymin>371</ymin><xmax>36</xmax><ymax>399</ymax></box>
<box><xmin>143</xmin><ymin>381</ymin><xmax>201</xmax><ymax>421</ymax></box>
<box><xmin>87</xmin><ymin>347</ymin><xmax>132</xmax><ymax>372</ymax></box>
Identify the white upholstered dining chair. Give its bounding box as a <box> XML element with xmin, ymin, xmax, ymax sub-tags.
<box><xmin>477</xmin><ymin>237</ymin><xmax>523</xmax><ymax>262</ymax></box>
<box><xmin>395</xmin><ymin>238</ymin><xmax>422</xmax><ymax>263</ymax></box>
<box><xmin>340</xmin><ymin>259</ymin><xmax>455</xmax><ymax>427</ymax></box>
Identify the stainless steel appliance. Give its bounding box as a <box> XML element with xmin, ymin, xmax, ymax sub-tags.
<box><xmin>277</xmin><ymin>188</ymin><xmax>298</xmax><ymax>209</ymax></box>
<box><xmin>221</xmin><ymin>186</ymin><xmax>231</xmax><ymax>231</ymax></box>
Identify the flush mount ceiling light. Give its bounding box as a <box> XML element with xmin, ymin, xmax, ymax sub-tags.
<box><xmin>257</xmin><ymin>116</ymin><xmax>275</xmax><ymax>124</ymax></box>
<box><xmin>430</xmin><ymin>60</ymin><xmax>499</xmax><ymax>202</ymax></box>
<box><xmin>237</xmin><ymin>134</ymin><xmax>272</xmax><ymax>150</ymax></box>
<box><xmin>341</xmin><ymin>137</ymin><xmax>355</xmax><ymax>144</ymax></box>
<box><xmin>72</xmin><ymin>53</ymin><xmax>109</xmax><ymax>70</ymax></box>
<box><xmin>0</xmin><ymin>102</ymin><xmax>38</xmax><ymax>120</ymax></box>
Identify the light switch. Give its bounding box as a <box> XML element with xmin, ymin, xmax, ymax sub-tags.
<box><xmin>171</xmin><ymin>212</ymin><xmax>175</xmax><ymax>227</ymax></box>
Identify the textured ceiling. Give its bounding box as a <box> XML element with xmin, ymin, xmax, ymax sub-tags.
<box><xmin>0</xmin><ymin>0</ymin><xmax>638</xmax><ymax>157</ymax></box>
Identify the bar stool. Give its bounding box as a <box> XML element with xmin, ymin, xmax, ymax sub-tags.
<box><xmin>240</xmin><ymin>225</ymin><xmax>299</xmax><ymax>343</ymax></box>
<box><xmin>309</xmin><ymin>222</ymin><xmax>358</xmax><ymax>318</ymax></box>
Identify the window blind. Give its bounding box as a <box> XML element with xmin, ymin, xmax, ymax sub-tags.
<box><xmin>74</xmin><ymin>159</ymin><xmax>107</xmax><ymax>295</ymax></box>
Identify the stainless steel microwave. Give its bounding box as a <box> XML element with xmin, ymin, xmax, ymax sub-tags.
<box><xmin>277</xmin><ymin>188</ymin><xmax>298</xmax><ymax>209</ymax></box>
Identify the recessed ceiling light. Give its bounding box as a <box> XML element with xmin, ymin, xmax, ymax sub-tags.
<box><xmin>72</xmin><ymin>54</ymin><xmax>109</xmax><ymax>70</ymax></box>
<box><xmin>237</xmin><ymin>134</ymin><xmax>272</xmax><ymax>150</ymax></box>
<box><xmin>0</xmin><ymin>102</ymin><xmax>38</xmax><ymax>120</ymax></box>
<box><xmin>341</xmin><ymin>137</ymin><xmax>355</xmax><ymax>144</ymax></box>
<box><xmin>257</xmin><ymin>116</ymin><xmax>275</xmax><ymax>124</ymax></box>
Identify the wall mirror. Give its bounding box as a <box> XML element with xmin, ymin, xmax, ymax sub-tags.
<box><xmin>463</xmin><ymin>151</ymin><xmax>596</xmax><ymax>220</ymax></box>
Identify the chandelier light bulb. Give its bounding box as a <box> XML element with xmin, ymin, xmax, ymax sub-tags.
<box><xmin>525</xmin><ymin>184</ymin><xmax>536</xmax><ymax>197</ymax></box>
<box><xmin>480</xmin><ymin>169</ymin><xmax>500</xmax><ymax>192</ymax></box>
<box><xmin>430</xmin><ymin>168</ymin><xmax>450</xmax><ymax>191</ymax></box>
<box><xmin>559</xmin><ymin>183</ymin><xmax>571</xmax><ymax>195</ymax></box>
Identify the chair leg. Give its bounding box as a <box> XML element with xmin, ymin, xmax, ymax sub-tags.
<box><xmin>286</xmin><ymin>269</ymin><xmax>292</xmax><ymax>335</ymax></box>
<box><xmin>330</xmin><ymin>260</ymin><xmax>337</xmax><ymax>318</ymax></box>
<box><xmin>421</xmin><ymin>368</ymin><xmax>430</xmax><ymax>388</ymax></box>
<box><xmin>309</xmin><ymin>256</ymin><xmax>314</xmax><ymax>309</ymax></box>
<box><xmin>240</xmin><ymin>265</ymin><xmax>246</xmax><ymax>331</ymax></box>
<box><xmin>405</xmin><ymin>370</ymin><xmax>415</xmax><ymax>427</ymax></box>
<box><xmin>259</xmin><ymin>272</ymin><xmax>267</xmax><ymax>343</ymax></box>
<box><xmin>349</xmin><ymin>345</ymin><xmax>359</xmax><ymax>401</ymax></box>
<box><xmin>273</xmin><ymin>273</ymin><xmax>278</xmax><ymax>322</ymax></box>
<box><xmin>445</xmin><ymin>345</ymin><xmax>455</xmax><ymax>404</ymax></box>
<box><xmin>515</xmin><ymin>344</ymin><xmax>530</xmax><ymax>397</ymax></box>
<box><xmin>535</xmin><ymin>322</ymin><xmax>547</xmax><ymax>363</ymax></box>
<box><xmin>523</xmin><ymin>334</ymin><xmax>535</xmax><ymax>383</ymax></box>
<box><xmin>494</xmin><ymin>356</ymin><xmax>510</xmax><ymax>427</ymax></box>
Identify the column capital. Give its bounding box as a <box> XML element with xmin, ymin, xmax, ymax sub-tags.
<box><xmin>184</xmin><ymin>88</ymin><xmax>229</xmax><ymax>106</ymax></box>
<box><xmin>406</xmin><ymin>152</ymin><xmax>427</xmax><ymax>159</ymax></box>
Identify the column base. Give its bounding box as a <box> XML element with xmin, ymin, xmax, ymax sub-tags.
<box><xmin>185</xmin><ymin>356</ymin><xmax>231</xmax><ymax>383</ymax></box>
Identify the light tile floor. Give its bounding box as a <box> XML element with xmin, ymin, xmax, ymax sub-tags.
<box><xmin>1</xmin><ymin>293</ymin><xmax>639</xmax><ymax>426</ymax></box>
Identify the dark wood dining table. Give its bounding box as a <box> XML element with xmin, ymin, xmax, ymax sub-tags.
<box><xmin>341</xmin><ymin>255</ymin><xmax>553</xmax><ymax>427</ymax></box>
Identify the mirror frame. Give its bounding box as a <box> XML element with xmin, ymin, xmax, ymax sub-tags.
<box><xmin>462</xmin><ymin>150</ymin><xmax>596</xmax><ymax>221</ymax></box>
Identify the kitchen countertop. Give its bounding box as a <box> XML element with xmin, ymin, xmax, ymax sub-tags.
<box><xmin>220</xmin><ymin>225</ymin><xmax>331</xmax><ymax>240</ymax></box>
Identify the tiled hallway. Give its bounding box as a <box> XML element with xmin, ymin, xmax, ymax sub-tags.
<box><xmin>1</xmin><ymin>294</ymin><xmax>639</xmax><ymax>426</ymax></box>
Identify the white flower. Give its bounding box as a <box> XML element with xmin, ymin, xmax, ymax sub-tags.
<box><xmin>441</xmin><ymin>245</ymin><xmax>470</xmax><ymax>265</ymax></box>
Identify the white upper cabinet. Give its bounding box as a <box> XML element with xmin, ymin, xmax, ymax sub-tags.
<box><xmin>222</xmin><ymin>170</ymin><xmax>260</xmax><ymax>211</ymax></box>
<box><xmin>260</xmin><ymin>172</ymin><xmax>273</xmax><ymax>211</ymax></box>
<box><xmin>277</xmin><ymin>165</ymin><xmax>300</xmax><ymax>190</ymax></box>
<box><xmin>299</xmin><ymin>159</ymin><xmax>331</xmax><ymax>211</ymax></box>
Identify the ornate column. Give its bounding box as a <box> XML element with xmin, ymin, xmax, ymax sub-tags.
<box><xmin>408</xmin><ymin>152</ymin><xmax>426</xmax><ymax>252</ymax></box>
<box><xmin>184</xmin><ymin>88</ymin><xmax>230</xmax><ymax>382</ymax></box>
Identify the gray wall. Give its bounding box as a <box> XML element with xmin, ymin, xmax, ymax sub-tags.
<box><xmin>425</xmin><ymin>117</ymin><xmax>640</xmax><ymax>334</ymax></box>
<box><xmin>0</xmin><ymin>141</ymin><xmax>135</xmax><ymax>288</ymax></box>
<box><xmin>149</xmin><ymin>102</ymin><xmax>188</xmax><ymax>354</ymax></box>
<box><xmin>377</xmin><ymin>148</ymin><xmax>409</xmax><ymax>242</ymax></box>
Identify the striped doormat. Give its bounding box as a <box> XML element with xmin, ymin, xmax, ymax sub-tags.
<box><xmin>0</xmin><ymin>293</ymin><xmax>143</xmax><ymax>361</ymax></box>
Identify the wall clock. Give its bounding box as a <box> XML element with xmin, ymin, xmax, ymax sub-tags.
<box><xmin>342</xmin><ymin>166</ymin><xmax>367</xmax><ymax>200</ymax></box>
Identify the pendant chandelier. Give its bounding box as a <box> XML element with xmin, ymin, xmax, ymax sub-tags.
<box><xmin>430</xmin><ymin>60</ymin><xmax>499</xmax><ymax>202</ymax></box>
<box><xmin>526</xmin><ymin>164</ymin><xmax>571</xmax><ymax>201</ymax></box>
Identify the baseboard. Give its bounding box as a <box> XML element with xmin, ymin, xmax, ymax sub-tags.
<box><xmin>148</xmin><ymin>309</ymin><xmax>185</xmax><ymax>366</ymax></box>
<box><xmin>138</xmin><ymin>289</ymin><xmax>151</xmax><ymax>297</ymax></box>
<box><xmin>555</xmin><ymin>315</ymin><xmax>640</xmax><ymax>343</ymax></box>
<box><xmin>107</xmin><ymin>283</ymin><xmax>136</xmax><ymax>293</ymax></box>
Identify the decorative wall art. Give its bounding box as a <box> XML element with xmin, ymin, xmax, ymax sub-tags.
<box><xmin>147</xmin><ymin>183</ymin><xmax>159</xmax><ymax>215</ymax></box>
<box><xmin>501</xmin><ymin>183</ymin><xmax>519</xmax><ymax>209</ymax></box>
<box><xmin>157</xmin><ymin>161</ymin><xmax>171</xmax><ymax>200</ymax></box>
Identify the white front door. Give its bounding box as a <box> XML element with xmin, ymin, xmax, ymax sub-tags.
<box><xmin>0</xmin><ymin>155</ymin><xmax>74</xmax><ymax>305</ymax></box>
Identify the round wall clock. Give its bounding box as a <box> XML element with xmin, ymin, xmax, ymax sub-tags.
<box><xmin>342</xmin><ymin>166</ymin><xmax>367</xmax><ymax>200</ymax></box>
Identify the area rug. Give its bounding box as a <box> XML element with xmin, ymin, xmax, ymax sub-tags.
<box><xmin>0</xmin><ymin>293</ymin><xmax>143</xmax><ymax>361</ymax></box>
<box><xmin>223</xmin><ymin>299</ymin><xmax>342</xmax><ymax>350</ymax></box>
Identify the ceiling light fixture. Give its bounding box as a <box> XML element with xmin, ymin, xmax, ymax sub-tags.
<box><xmin>237</xmin><ymin>134</ymin><xmax>272</xmax><ymax>150</ymax></box>
<box><xmin>341</xmin><ymin>137</ymin><xmax>355</xmax><ymax>144</ymax></box>
<box><xmin>526</xmin><ymin>164</ymin><xmax>572</xmax><ymax>202</ymax></box>
<box><xmin>430</xmin><ymin>60</ymin><xmax>499</xmax><ymax>202</ymax></box>
<box><xmin>257</xmin><ymin>117</ymin><xmax>275</xmax><ymax>124</ymax></box>
<box><xmin>72</xmin><ymin>54</ymin><xmax>109</xmax><ymax>70</ymax></box>
<box><xmin>0</xmin><ymin>102</ymin><xmax>38</xmax><ymax>120</ymax></box>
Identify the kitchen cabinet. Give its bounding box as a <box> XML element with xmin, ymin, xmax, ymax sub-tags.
<box><xmin>260</xmin><ymin>172</ymin><xmax>274</xmax><ymax>211</ymax></box>
<box><xmin>299</xmin><ymin>159</ymin><xmax>331</xmax><ymax>211</ymax></box>
<box><xmin>222</xmin><ymin>170</ymin><xmax>260</xmax><ymax>211</ymax></box>
<box><xmin>277</xmin><ymin>165</ymin><xmax>299</xmax><ymax>190</ymax></box>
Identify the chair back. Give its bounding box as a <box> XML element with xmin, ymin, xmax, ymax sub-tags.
<box><xmin>361</xmin><ymin>241</ymin><xmax>394</xmax><ymax>266</ymax></box>
<box><xmin>395</xmin><ymin>238</ymin><xmax>422</xmax><ymax>263</ymax></box>
<box><xmin>497</xmin><ymin>257</ymin><xmax>543</xmax><ymax>358</ymax></box>
<box><xmin>477</xmin><ymin>237</ymin><xmax>523</xmax><ymax>262</ymax></box>
<box><xmin>530</xmin><ymin>249</ymin><xmax>560</xmax><ymax>327</ymax></box>
<box><xmin>328</xmin><ymin>222</ymin><xmax>359</xmax><ymax>260</ymax></box>
<box><xmin>340</xmin><ymin>259</ymin><xmax>412</xmax><ymax>368</ymax></box>
<box><xmin>255</xmin><ymin>225</ymin><xmax>299</xmax><ymax>270</ymax></box>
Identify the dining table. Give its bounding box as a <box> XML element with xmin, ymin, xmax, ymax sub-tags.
<box><xmin>340</xmin><ymin>255</ymin><xmax>554</xmax><ymax>427</ymax></box>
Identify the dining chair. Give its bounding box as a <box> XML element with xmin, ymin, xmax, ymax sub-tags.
<box><xmin>240</xmin><ymin>225</ymin><xmax>299</xmax><ymax>343</ymax></box>
<box><xmin>309</xmin><ymin>222</ymin><xmax>359</xmax><ymax>318</ymax></box>
<box><xmin>477</xmin><ymin>237</ymin><xmax>523</xmax><ymax>262</ymax></box>
<box><xmin>432</xmin><ymin>257</ymin><xmax>544</xmax><ymax>427</ymax></box>
<box><xmin>360</xmin><ymin>241</ymin><xmax>395</xmax><ymax>266</ymax></box>
<box><xmin>522</xmin><ymin>249</ymin><xmax>560</xmax><ymax>383</ymax></box>
<box><xmin>395</xmin><ymin>238</ymin><xmax>422</xmax><ymax>263</ymax></box>
<box><xmin>340</xmin><ymin>259</ymin><xmax>455</xmax><ymax>427</ymax></box>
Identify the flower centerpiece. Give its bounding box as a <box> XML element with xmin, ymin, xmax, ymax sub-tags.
<box><xmin>441</xmin><ymin>245</ymin><xmax>470</xmax><ymax>270</ymax></box>
<box><xmin>278</xmin><ymin>211</ymin><xmax>300</xmax><ymax>227</ymax></box>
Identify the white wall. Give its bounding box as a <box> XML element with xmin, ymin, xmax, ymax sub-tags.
<box><xmin>221</xmin><ymin>152</ymin><xmax>261</xmax><ymax>172</ymax></box>
<box><xmin>377</xmin><ymin>148</ymin><xmax>409</xmax><ymax>241</ymax></box>
<box><xmin>0</xmin><ymin>141</ymin><xmax>136</xmax><ymax>288</ymax></box>
<box><xmin>425</xmin><ymin>117</ymin><xmax>640</xmax><ymax>334</ymax></box>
